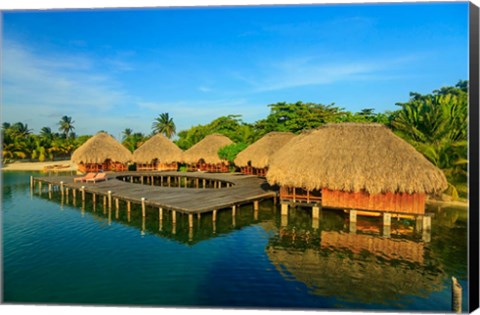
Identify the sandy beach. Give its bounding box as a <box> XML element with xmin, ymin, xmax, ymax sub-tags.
<box><xmin>1</xmin><ymin>160</ymin><xmax>78</xmax><ymax>172</ymax></box>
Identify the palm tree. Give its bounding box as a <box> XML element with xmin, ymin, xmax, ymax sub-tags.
<box><xmin>11</xmin><ymin>122</ymin><xmax>32</xmax><ymax>137</ymax></box>
<box><xmin>40</xmin><ymin>127</ymin><xmax>54</xmax><ymax>141</ymax></box>
<box><xmin>152</xmin><ymin>113</ymin><xmax>176</xmax><ymax>139</ymax></box>
<box><xmin>122</xmin><ymin>128</ymin><xmax>133</xmax><ymax>141</ymax></box>
<box><xmin>58</xmin><ymin>116</ymin><xmax>75</xmax><ymax>138</ymax></box>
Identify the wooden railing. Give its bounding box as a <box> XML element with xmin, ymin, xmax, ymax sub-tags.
<box><xmin>279</xmin><ymin>186</ymin><xmax>322</xmax><ymax>203</ymax></box>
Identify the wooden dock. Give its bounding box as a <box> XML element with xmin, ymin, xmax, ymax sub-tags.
<box><xmin>31</xmin><ymin>171</ymin><xmax>277</xmax><ymax>228</ymax></box>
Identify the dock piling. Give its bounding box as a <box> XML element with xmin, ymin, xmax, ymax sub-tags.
<box><xmin>60</xmin><ymin>181</ymin><xmax>64</xmax><ymax>195</ymax></box>
<box><xmin>172</xmin><ymin>210</ymin><xmax>176</xmax><ymax>224</ymax></box>
<box><xmin>254</xmin><ymin>200</ymin><xmax>259</xmax><ymax>211</ymax></box>
<box><xmin>349</xmin><ymin>210</ymin><xmax>357</xmax><ymax>223</ymax></box>
<box><xmin>212</xmin><ymin>209</ymin><xmax>217</xmax><ymax>222</ymax></box>
<box><xmin>141</xmin><ymin>198</ymin><xmax>146</xmax><ymax>217</ymax></box>
<box><xmin>452</xmin><ymin>276</ymin><xmax>462</xmax><ymax>313</ymax></box>
<box><xmin>189</xmin><ymin>214</ymin><xmax>193</xmax><ymax>228</ymax></box>
<box><xmin>108</xmin><ymin>191</ymin><xmax>112</xmax><ymax>209</ymax></box>
<box><xmin>81</xmin><ymin>186</ymin><xmax>85</xmax><ymax>201</ymax></box>
<box><xmin>281</xmin><ymin>203</ymin><xmax>289</xmax><ymax>216</ymax></box>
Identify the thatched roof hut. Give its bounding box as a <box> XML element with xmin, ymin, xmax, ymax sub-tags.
<box><xmin>133</xmin><ymin>134</ymin><xmax>183</xmax><ymax>164</ymax></box>
<box><xmin>71</xmin><ymin>132</ymin><xmax>132</xmax><ymax>164</ymax></box>
<box><xmin>234</xmin><ymin>132</ymin><xmax>295</xmax><ymax>168</ymax></box>
<box><xmin>183</xmin><ymin>133</ymin><xmax>233</xmax><ymax>164</ymax></box>
<box><xmin>267</xmin><ymin>123</ymin><xmax>447</xmax><ymax>194</ymax></box>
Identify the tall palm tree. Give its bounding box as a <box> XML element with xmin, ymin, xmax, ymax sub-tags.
<box><xmin>122</xmin><ymin>128</ymin><xmax>133</xmax><ymax>141</ymax></box>
<box><xmin>152</xmin><ymin>113</ymin><xmax>176</xmax><ymax>139</ymax></box>
<box><xmin>11</xmin><ymin>122</ymin><xmax>32</xmax><ymax>137</ymax></box>
<box><xmin>58</xmin><ymin>116</ymin><xmax>75</xmax><ymax>138</ymax></box>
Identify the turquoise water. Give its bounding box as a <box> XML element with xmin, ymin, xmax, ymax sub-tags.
<box><xmin>2</xmin><ymin>171</ymin><xmax>469</xmax><ymax>311</ymax></box>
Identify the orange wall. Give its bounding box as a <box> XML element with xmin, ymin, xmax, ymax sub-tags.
<box><xmin>322</xmin><ymin>189</ymin><xmax>426</xmax><ymax>215</ymax></box>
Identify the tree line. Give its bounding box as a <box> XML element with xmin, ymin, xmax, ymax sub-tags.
<box><xmin>2</xmin><ymin>81</ymin><xmax>468</xmax><ymax>197</ymax></box>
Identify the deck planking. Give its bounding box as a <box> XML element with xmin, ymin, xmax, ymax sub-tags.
<box><xmin>33</xmin><ymin>171</ymin><xmax>276</xmax><ymax>214</ymax></box>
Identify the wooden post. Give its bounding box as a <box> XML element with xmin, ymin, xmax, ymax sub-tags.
<box><xmin>140</xmin><ymin>176</ymin><xmax>144</xmax><ymax>184</ymax></box>
<box><xmin>197</xmin><ymin>213</ymin><xmax>201</xmax><ymax>220</ymax></box>
<box><xmin>161</xmin><ymin>176</ymin><xmax>164</xmax><ymax>186</ymax></box>
<box><xmin>423</xmin><ymin>215</ymin><xmax>432</xmax><ymax>231</ymax></box>
<box><xmin>349</xmin><ymin>220</ymin><xmax>357</xmax><ymax>233</ymax></box>
<box><xmin>115</xmin><ymin>198</ymin><xmax>119</xmax><ymax>211</ymax></box>
<box><xmin>39</xmin><ymin>181</ymin><xmax>42</xmax><ymax>194</ymax></box>
<box><xmin>416</xmin><ymin>216</ymin><xmax>423</xmax><ymax>231</ymax></box>
<box><xmin>93</xmin><ymin>193</ymin><xmax>96</xmax><ymax>204</ymax></box>
<box><xmin>195</xmin><ymin>178</ymin><xmax>199</xmax><ymax>189</ymax></box>
<box><xmin>203</xmin><ymin>179</ymin><xmax>206</xmax><ymax>189</ymax></box>
<box><xmin>383</xmin><ymin>212</ymin><xmax>392</xmax><ymax>226</ymax></box>
<box><xmin>141</xmin><ymin>216</ymin><xmax>146</xmax><ymax>236</ymax></box>
<box><xmin>81</xmin><ymin>186</ymin><xmax>85</xmax><ymax>201</ymax></box>
<box><xmin>127</xmin><ymin>201</ymin><xmax>131</xmax><ymax>215</ymax></box>
<box><xmin>254</xmin><ymin>209</ymin><xmax>258</xmax><ymax>221</ymax></box>
<box><xmin>108</xmin><ymin>207</ymin><xmax>112</xmax><ymax>225</ymax></box>
<box><xmin>141</xmin><ymin>198</ymin><xmax>146</xmax><ymax>217</ymax></box>
<box><xmin>218</xmin><ymin>181</ymin><xmax>222</xmax><ymax>188</ymax></box>
<box><xmin>167</xmin><ymin>176</ymin><xmax>171</xmax><ymax>187</ymax></box>
<box><xmin>151</xmin><ymin>176</ymin><xmax>154</xmax><ymax>186</ymax></box>
<box><xmin>103</xmin><ymin>195</ymin><xmax>107</xmax><ymax>208</ymax></box>
<box><xmin>108</xmin><ymin>191</ymin><xmax>112</xmax><ymax>209</ymax></box>
<box><xmin>130</xmin><ymin>176</ymin><xmax>133</xmax><ymax>183</ymax></box>
<box><xmin>212</xmin><ymin>209</ymin><xmax>217</xmax><ymax>222</ymax></box>
<box><xmin>232</xmin><ymin>205</ymin><xmax>236</xmax><ymax>217</ymax></box>
<box><xmin>60</xmin><ymin>181</ymin><xmax>64</xmax><ymax>195</ymax></box>
<box><xmin>48</xmin><ymin>183</ymin><xmax>52</xmax><ymax>193</ymax></box>
<box><xmin>172</xmin><ymin>210</ymin><xmax>176</xmax><ymax>224</ymax></box>
<box><xmin>349</xmin><ymin>210</ymin><xmax>357</xmax><ymax>223</ymax></box>
<box><xmin>312</xmin><ymin>206</ymin><xmax>320</xmax><ymax>219</ymax></box>
<box><xmin>30</xmin><ymin>176</ymin><xmax>34</xmax><ymax>190</ymax></box>
<box><xmin>452</xmin><ymin>276</ymin><xmax>462</xmax><ymax>313</ymax></box>
<box><xmin>281</xmin><ymin>203</ymin><xmax>288</xmax><ymax>216</ymax></box>
<box><xmin>72</xmin><ymin>188</ymin><xmax>76</xmax><ymax>200</ymax></box>
<box><xmin>188</xmin><ymin>214</ymin><xmax>193</xmax><ymax>228</ymax></box>
<box><xmin>159</xmin><ymin>208</ymin><xmax>163</xmax><ymax>221</ymax></box>
<box><xmin>254</xmin><ymin>200</ymin><xmax>259</xmax><ymax>211</ymax></box>
<box><xmin>281</xmin><ymin>213</ymin><xmax>288</xmax><ymax>227</ymax></box>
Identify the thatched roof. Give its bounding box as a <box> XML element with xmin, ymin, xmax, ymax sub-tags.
<box><xmin>133</xmin><ymin>134</ymin><xmax>183</xmax><ymax>164</ymax></box>
<box><xmin>267</xmin><ymin>123</ymin><xmax>447</xmax><ymax>194</ymax></box>
<box><xmin>71</xmin><ymin>132</ymin><xmax>132</xmax><ymax>164</ymax></box>
<box><xmin>183</xmin><ymin>133</ymin><xmax>233</xmax><ymax>164</ymax></box>
<box><xmin>234</xmin><ymin>132</ymin><xmax>296</xmax><ymax>168</ymax></box>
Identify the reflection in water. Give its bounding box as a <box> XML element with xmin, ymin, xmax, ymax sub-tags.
<box><xmin>31</xmin><ymin>185</ymin><xmax>468</xmax><ymax>310</ymax></box>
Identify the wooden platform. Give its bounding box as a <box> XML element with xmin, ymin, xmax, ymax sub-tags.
<box><xmin>32</xmin><ymin>171</ymin><xmax>277</xmax><ymax>214</ymax></box>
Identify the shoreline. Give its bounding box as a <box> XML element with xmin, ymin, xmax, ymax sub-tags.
<box><xmin>1</xmin><ymin>160</ymin><xmax>78</xmax><ymax>172</ymax></box>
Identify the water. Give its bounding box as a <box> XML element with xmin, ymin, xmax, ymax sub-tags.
<box><xmin>2</xmin><ymin>171</ymin><xmax>469</xmax><ymax>311</ymax></box>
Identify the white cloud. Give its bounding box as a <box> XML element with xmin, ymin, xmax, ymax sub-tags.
<box><xmin>2</xmin><ymin>41</ymin><xmax>131</xmax><ymax>132</ymax></box>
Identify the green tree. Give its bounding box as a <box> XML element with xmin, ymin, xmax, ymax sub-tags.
<box><xmin>152</xmin><ymin>113</ymin><xmax>176</xmax><ymax>138</ymax></box>
<box><xmin>392</xmin><ymin>81</ymin><xmax>468</xmax><ymax>198</ymax></box>
<box><xmin>218</xmin><ymin>143</ymin><xmax>248</xmax><ymax>164</ymax></box>
<box><xmin>58</xmin><ymin>116</ymin><xmax>75</xmax><ymax>138</ymax></box>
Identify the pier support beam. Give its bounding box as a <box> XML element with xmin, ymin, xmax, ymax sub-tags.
<box><xmin>159</xmin><ymin>208</ymin><xmax>163</xmax><ymax>221</ymax></box>
<box><xmin>60</xmin><ymin>181</ymin><xmax>64</xmax><ymax>196</ymax></box>
<box><xmin>81</xmin><ymin>186</ymin><xmax>85</xmax><ymax>201</ymax></box>
<box><xmin>423</xmin><ymin>215</ymin><xmax>432</xmax><ymax>231</ymax></box>
<box><xmin>141</xmin><ymin>198</ymin><xmax>146</xmax><ymax>217</ymax></box>
<box><xmin>212</xmin><ymin>210</ymin><xmax>217</xmax><ymax>222</ymax></box>
<box><xmin>30</xmin><ymin>176</ymin><xmax>34</xmax><ymax>190</ymax></box>
<box><xmin>115</xmin><ymin>198</ymin><xmax>119</xmax><ymax>211</ymax></box>
<box><xmin>92</xmin><ymin>193</ymin><xmax>96</xmax><ymax>204</ymax></box>
<box><xmin>254</xmin><ymin>209</ymin><xmax>258</xmax><ymax>221</ymax></box>
<box><xmin>383</xmin><ymin>212</ymin><xmax>392</xmax><ymax>226</ymax></box>
<box><xmin>203</xmin><ymin>179</ymin><xmax>206</xmax><ymax>189</ymax></box>
<box><xmin>349</xmin><ymin>210</ymin><xmax>357</xmax><ymax>223</ymax></box>
<box><xmin>108</xmin><ymin>191</ymin><xmax>112</xmax><ymax>209</ymax></box>
<box><xmin>312</xmin><ymin>206</ymin><xmax>320</xmax><ymax>219</ymax></box>
<box><xmin>189</xmin><ymin>214</ymin><xmax>193</xmax><ymax>228</ymax></box>
<box><xmin>254</xmin><ymin>200</ymin><xmax>259</xmax><ymax>211</ymax></box>
<box><xmin>172</xmin><ymin>210</ymin><xmax>177</xmax><ymax>224</ymax></box>
<box><xmin>281</xmin><ymin>203</ymin><xmax>289</xmax><ymax>216</ymax></box>
<box><xmin>232</xmin><ymin>205</ymin><xmax>236</xmax><ymax>217</ymax></box>
<box><xmin>349</xmin><ymin>220</ymin><xmax>357</xmax><ymax>233</ymax></box>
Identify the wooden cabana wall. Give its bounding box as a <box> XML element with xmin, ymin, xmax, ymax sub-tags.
<box><xmin>78</xmin><ymin>160</ymin><xmax>128</xmax><ymax>173</ymax></box>
<box><xmin>240</xmin><ymin>166</ymin><xmax>268</xmax><ymax>177</ymax></box>
<box><xmin>136</xmin><ymin>161</ymin><xmax>178</xmax><ymax>172</ymax></box>
<box><xmin>322</xmin><ymin>189</ymin><xmax>426</xmax><ymax>215</ymax></box>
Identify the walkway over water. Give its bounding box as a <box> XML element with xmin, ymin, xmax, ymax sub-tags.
<box><xmin>32</xmin><ymin>171</ymin><xmax>277</xmax><ymax>214</ymax></box>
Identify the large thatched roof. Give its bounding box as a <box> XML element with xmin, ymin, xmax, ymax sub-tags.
<box><xmin>71</xmin><ymin>132</ymin><xmax>132</xmax><ymax>164</ymax></box>
<box><xmin>183</xmin><ymin>133</ymin><xmax>233</xmax><ymax>164</ymax></box>
<box><xmin>133</xmin><ymin>134</ymin><xmax>183</xmax><ymax>164</ymax></box>
<box><xmin>267</xmin><ymin>123</ymin><xmax>447</xmax><ymax>194</ymax></box>
<box><xmin>234</xmin><ymin>132</ymin><xmax>295</xmax><ymax>168</ymax></box>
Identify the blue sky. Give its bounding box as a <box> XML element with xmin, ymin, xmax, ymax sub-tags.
<box><xmin>2</xmin><ymin>3</ymin><xmax>469</xmax><ymax>140</ymax></box>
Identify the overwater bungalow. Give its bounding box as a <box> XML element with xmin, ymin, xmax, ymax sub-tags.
<box><xmin>234</xmin><ymin>132</ymin><xmax>295</xmax><ymax>176</ymax></box>
<box><xmin>183</xmin><ymin>133</ymin><xmax>233</xmax><ymax>172</ymax></box>
<box><xmin>133</xmin><ymin>134</ymin><xmax>183</xmax><ymax>171</ymax></box>
<box><xmin>71</xmin><ymin>132</ymin><xmax>132</xmax><ymax>173</ymax></box>
<box><xmin>267</xmin><ymin>123</ymin><xmax>447</xmax><ymax>217</ymax></box>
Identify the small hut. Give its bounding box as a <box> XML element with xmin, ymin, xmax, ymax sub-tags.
<box><xmin>133</xmin><ymin>134</ymin><xmax>183</xmax><ymax>171</ymax></box>
<box><xmin>267</xmin><ymin>123</ymin><xmax>447</xmax><ymax>215</ymax></box>
<box><xmin>183</xmin><ymin>133</ymin><xmax>233</xmax><ymax>172</ymax></box>
<box><xmin>71</xmin><ymin>132</ymin><xmax>132</xmax><ymax>173</ymax></box>
<box><xmin>234</xmin><ymin>132</ymin><xmax>295</xmax><ymax>176</ymax></box>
